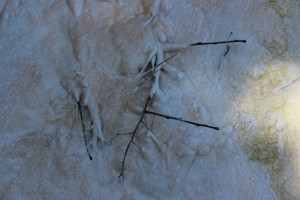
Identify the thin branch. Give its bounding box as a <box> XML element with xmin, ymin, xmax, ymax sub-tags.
<box><xmin>134</xmin><ymin>53</ymin><xmax>181</xmax><ymax>95</ymax></box>
<box><xmin>224</xmin><ymin>45</ymin><xmax>231</xmax><ymax>56</ymax></box>
<box><xmin>218</xmin><ymin>32</ymin><xmax>233</xmax><ymax>78</ymax></box>
<box><xmin>77</xmin><ymin>101</ymin><xmax>93</xmax><ymax>160</ymax></box>
<box><xmin>141</xmin><ymin>121</ymin><xmax>149</xmax><ymax>130</ymax></box>
<box><xmin>109</xmin><ymin>132</ymin><xmax>132</xmax><ymax>145</ymax></box>
<box><xmin>118</xmin><ymin>98</ymin><xmax>220</xmax><ymax>178</ymax></box>
<box><xmin>149</xmin><ymin>112</ymin><xmax>155</xmax><ymax>129</ymax></box>
<box><xmin>139</xmin><ymin>54</ymin><xmax>179</xmax><ymax>79</ymax></box>
<box><xmin>190</xmin><ymin>39</ymin><xmax>246</xmax><ymax>46</ymax></box>
<box><xmin>275</xmin><ymin>76</ymin><xmax>300</xmax><ymax>90</ymax></box>
<box><xmin>224</xmin><ymin>33</ymin><xmax>233</xmax><ymax>56</ymax></box>
<box><xmin>154</xmin><ymin>54</ymin><xmax>179</xmax><ymax>73</ymax></box>
<box><xmin>145</xmin><ymin>110</ymin><xmax>219</xmax><ymax>130</ymax></box>
<box><xmin>119</xmin><ymin>96</ymin><xmax>152</xmax><ymax>179</ymax></box>
<box><xmin>132</xmin><ymin>140</ymin><xmax>141</xmax><ymax>149</ymax></box>
<box><xmin>118</xmin><ymin>38</ymin><xmax>246</xmax><ymax>179</ymax></box>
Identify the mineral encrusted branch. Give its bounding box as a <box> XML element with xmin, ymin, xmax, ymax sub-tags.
<box><xmin>117</xmin><ymin>96</ymin><xmax>220</xmax><ymax>179</ymax></box>
<box><xmin>118</xmin><ymin>96</ymin><xmax>151</xmax><ymax>178</ymax></box>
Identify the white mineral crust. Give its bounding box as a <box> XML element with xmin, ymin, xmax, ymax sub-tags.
<box><xmin>1</xmin><ymin>0</ymin><xmax>300</xmax><ymax>199</ymax></box>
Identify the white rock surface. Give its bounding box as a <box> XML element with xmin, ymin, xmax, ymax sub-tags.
<box><xmin>1</xmin><ymin>0</ymin><xmax>300</xmax><ymax>199</ymax></box>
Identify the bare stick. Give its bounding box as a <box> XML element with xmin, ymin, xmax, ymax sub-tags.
<box><xmin>119</xmin><ymin>96</ymin><xmax>152</xmax><ymax>179</ymax></box>
<box><xmin>190</xmin><ymin>40</ymin><xmax>246</xmax><ymax>46</ymax></box>
<box><xmin>77</xmin><ymin>101</ymin><xmax>93</xmax><ymax>160</ymax></box>
<box><xmin>145</xmin><ymin>110</ymin><xmax>219</xmax><ymax>130</ymax></box>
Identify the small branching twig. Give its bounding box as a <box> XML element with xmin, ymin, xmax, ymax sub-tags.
<box><xmin>118</xmin><ymin>96</ymin><xmax>152</xmax><ymax>179</ymax></box>
<box><xmin>116</xmin><ymin>38</ymin><xmax>246</xmax><ymax>179</ymax></box>
<box><xmin>145</xmin><ymin>110</ymin><xmax>219</xmax><ymax>130</ymax></box>
<box><xmin>190</xmin><ymin>39</ymin><xmax>246</xmax><ymax>46</ymax></box>
<box><xmin>117</xmin><ymin>97</ymin><xmax>220</xmax><ymax>179</ymax></box>
<box><xmin>77</xmin><ymin>101</ymin><xmax>93</xmax><ymax>160</ymax></box>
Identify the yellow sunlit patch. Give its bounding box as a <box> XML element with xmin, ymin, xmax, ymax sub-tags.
<box><xmin>238</xmin><ymin>61</ymin><xmax>300</xmax><ymax>198</ymax></box>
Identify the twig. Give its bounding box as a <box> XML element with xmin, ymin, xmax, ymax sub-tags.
<box><xmin>77</xmin><ymin>101</ymin><xmax>93</xmax><ymax>160</ymax></box>
<box><xmin>117</xmin><ymin>38</ymin><xmax>246</xmax><ymax>179</ymax></box>
<box><xmin>134</xmin><ymin>54</ymin><xmax>178</xmax><ymax>94</ymax></box>
<box><xmin>145</xmin><ymin>110</ymin><xmax>219</xmax><ymax>130</ymax></box>
<box><xmin>132</xmin><ymin>140</ymin><xmax>141</xmax><ymax>149</ymax></box>
<box><xmin>218</xmin><ymin>32</ymin><xmax>233</xmax><ymax>78</ymax></box>
<box><xmin>190</xmin><ymin>39</ymin><xmax>246</xmax><ymax>46</ymax></box>
<box><xmin>109</xmin><ymin>132</ymin><xmax>132</xmax><ymax>145</ymax></box>
<box><xmin>110</xmin><ymin>133</ymin><xmax>141</xmax><ymax>148</ymax></box>
<box><xmin>149</xmin><ymin>110</ymin><xmax>155</xmax><ymax>129</ymax></box>
<box><xmin>138</xmin><ymin>54</ymin><xmax>179</xmax><ymax>79</ymax></box>
<box><xmin>118</xmin><ymin>98</ymin><xmax>220</xmax><ymax>178</ymax></box>
<box><xmin>119</xmin><ymin>96</ymin><xmax>152</xmax><ymax>179</ymax></box>
<box><xmin>275</xmin><ymin>76</ymin><xmax>300</xmax><ymax>90</ymax></box>
<box><xmin>141</xmin><ymin>121</ymin><xmax>149</xmax><ymax>130</ymax></box>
